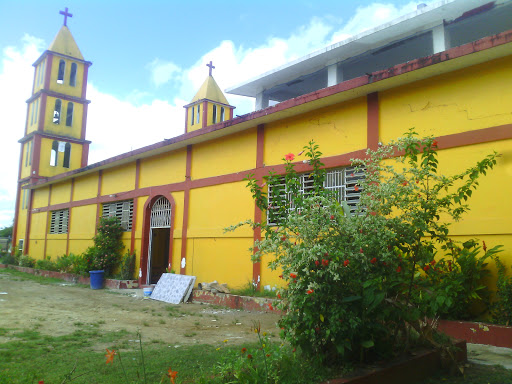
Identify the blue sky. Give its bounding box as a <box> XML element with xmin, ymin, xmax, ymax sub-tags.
<box><xmin>0</xmin><ymin>0</ymin><xmax>435</xmax><ymax>229</ymax></box>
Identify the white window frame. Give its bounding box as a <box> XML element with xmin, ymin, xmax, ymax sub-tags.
<box><xmin>50</xmin><ymin>209</ymin><xmax>69</xmax><ymax>234</ymax></box>
<box><xmin>102</xmin><ymin>200</ymin><xmax>134</xmax><ymax>231</ymax></box>
<box><xmin>267</xmin><ymin>166</ymin><xmax>365</xmax><ymax>225</ymax></box>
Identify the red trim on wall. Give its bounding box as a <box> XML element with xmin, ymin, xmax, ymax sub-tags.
<box><xmin>81</xmin><ymin>103</ymin><xmax>88</xmax><ymax>141</ymax></box>
<box><xmin>130</xmin><ymin>160</ymin><xmax>141</xmax><ymax>253</ymax></box>
<box><xmin>43</xmin><ymin>185</ymin><xmax>52</xmax><ymax>257</ymax></box>
<box><xmin>139</xmin><ymin>189</ymin><xmax>177</xmax><ymax>285</ymax></box>
<box><xmin>94</xmin><ymin>171</ymin><xmax>103</xmax><ymax>236</ymax></box>
<box><xmin>367</xmin><ymin>92</ymin><xmax>379</xmax><ymax>151</ymax></box>
<box><xmin>81</xmin><ymin>142</ymin><xmax>89</xmax><ymax>168</ymax></box>
<box><xmin>202</xmin><ymin>101</ymin><xmax>208</xmax><ymax>128</ymax></box>
<box><xmin>229</xmin><ymin>107</ymin><xmax>234</xmax><ymax>120</ymax></box>
<box><xmin>31</xmin><ymin>60</ymin><xmax>37</xmax><ymax>95</ymax></box>
<box><xmin>24</xmin><ymin>189</ymin><xmax>34</xmax><ymax>255</ymax></box>
<box><xmin>252</xmin><ymin>124</ymin><xmax>265</xmax><ymax>288</ymax></box>
<box><xmin>32</xmin><ymin>135</ymin><xmax>42</xmax><ymax>177</ymax></box>
<box><xmin>11</xmin><ymin>184</ymin><xmax>22</xmax><ymax>253</ymax></box>
<box><xmin>24</xmin><ymin>103</ymin><xmax>30</xmax><ymax>136</ymax></box>
<box><xmin>38</xmin><ymin>93</ymin><xmax>47</xmax><ymax>132</ymax></box>
<box><xmin>66</xmin><ymin>179</ymin><xmax>74</xmax><ymax>255</ymax></box>
<box><xmin>180</xmin><ymin>145</ymin><xmax>193</xmax><ymax>275</ymax></box>
<box><xmin>43</xmin><ymin>53</ymin><xmax>53</xmax><ymax>90</ymax></box>
<box><xmin>26</xmin><ymin>89</ymin><xmax>90</xmax><ymax>104</ymax></box>
<box><xmin>81</xmin><ymin>64</ymin><xmax>89</xmax><ymax>100</ymax></box>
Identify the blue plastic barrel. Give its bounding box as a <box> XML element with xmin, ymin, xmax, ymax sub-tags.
<box><xmin>89</xmin><ymin>270</ymin><xmax>105</xmax><ymax>289</ymax></box>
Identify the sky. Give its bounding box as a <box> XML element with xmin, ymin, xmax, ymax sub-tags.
<box><xmin>0</xmin><ymin>0</ymin><xmax>437</xmax><ymax>229</ymax></box>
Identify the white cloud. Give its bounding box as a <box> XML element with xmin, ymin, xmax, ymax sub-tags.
<box><xmin>146</xmin><ymin>58</ymin><xmax>181</xmax><ymax>87</ymax></box>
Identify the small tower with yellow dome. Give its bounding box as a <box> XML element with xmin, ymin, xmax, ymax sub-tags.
<box><xmin>183</xmin><ymin>61</ymin><xmax>235</xmax><ymax>132</ymax></box>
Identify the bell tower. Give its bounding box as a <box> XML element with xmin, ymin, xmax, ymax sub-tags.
<box><xmin>13</xmin><ymin>8</ymin><xmax>92</xmax><ymax>254</ymax></box>
<box><xmin>183</xmin><ymin>61</ymin><xmax>235</xmax><ymax>133</ymax></box>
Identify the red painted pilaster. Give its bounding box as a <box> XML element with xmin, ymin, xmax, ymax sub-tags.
<box><xmin>130</xmin><ymin>160</ymin><xmax>141</xmax><ymax>253</ymax></box>
<box><xmin>367</xmin><ymin>92</ymin><xmax>379</xmax><ymax>151</ymax></box>
<box><xmin>32</xmin><ymin>134</ymin><xmax>42</xmax><ymax>177</ymax></box>
<box><xmin>65</xmin><ymin>179</ymin><xmax>74</xmax><ymax>255</ymax></box>
<box><xmin>81</xmin><ymin>64</ymin><xmax>89</xmax><ymax>99</ymax></box>
<box><xmin>43</xmin><ymin>185</ymin><xmax>52</xmax><ymax>257</ymax></box>
<box><xmin>184</xmin><ymin>107</ymin><xmax>189</xmax><ymax>133</ymax></box>
<box><xmin>252</xmin><ymin>124</ymin><xmax>265</xmax><ymax>288</ymax></box>
<box><xmin>24</xmin><ymin>188</ymin><xmax>34</xmax><ymax>255</ymax></box>
<box><xmin>81</xmin><ymin>142</ymin><xmax>89</xmax><ymax>168</ymax></box>
<box><xmin>80</xmin><ymin>103</ymin><xmax>88</xmax><ymax>141</ymax></box>
<box><xmin>11</xmin><ymin>183</ymin><xmax>22</xmax><ymax>253</ymax></box>
<box><xmin>180</xmin><ymin>145</ymin><xmax>192</xmax><ymax>275</ymax></box>
<box><xmin>94</xmin><ymin>171</ymin><xmax>103</xmax><ymax>235</ymax></box>
<box><xmin>38</xmin><ymin>93</ymin><xmax>47</xmax><ymax>132</ymax></box>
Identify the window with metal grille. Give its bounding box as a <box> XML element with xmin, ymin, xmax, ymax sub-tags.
<box><xmin>50</xmin><ymin>209</ymin><xmax>69</xmax><ymax>234</ymax></box>
<box><xmin>267</xmin><ymin>166</ymin><xmax>365</xmax><ymax>225</ymax></box>
<box><xmin>102</xmin><ymin>200</ymin><xmax>134</xmax><ymax>231</ymax></box>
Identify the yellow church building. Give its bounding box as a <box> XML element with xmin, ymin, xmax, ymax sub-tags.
<box><xmin>13</xmin><ymin>1</ymin><xmax>512</xmax><ymax>289</ymax></box>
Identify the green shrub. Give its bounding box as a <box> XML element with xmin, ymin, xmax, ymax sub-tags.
<box><xmin>34</xmin><ymin>257</ymin><xmax>59</xmax><ymax>272</ymax></box>
<box><xmin>55</xmin><ymin>253</ymin><xmax>76</xmax><ymax>273</ymax></box>
<box><xmin>116</xmin><ymin>251</ymin><xmax>136</xmax><ymax>280</ymax></box>
<box><xmin>18</xmin><ymin>254</ymin><xmax>35</xmax><ymax>268</ymax></box>
<box><xmin>69</xmin><ymin>253</ymin><xmax>92</xmax><ymax>276</ymax></box>
<box><xmin>490</xmin><ymin>257</ymin><xmax>512</xmax><ymax>326</ymax></box>
<box><xmin>232</xmin><ymin>131</ymin><xmax>501</xmax><ymax>364</ymax></box>
<box><xmin>0</xmin><ymin>251</ymin><xmax>16</xmax><ymax>265</ymax></box>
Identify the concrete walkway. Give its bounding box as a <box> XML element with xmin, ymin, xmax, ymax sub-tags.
<box><xmin>467</xmin><ymin>343</ymin><xmax>512</xmax><ymax>370</ymax></box>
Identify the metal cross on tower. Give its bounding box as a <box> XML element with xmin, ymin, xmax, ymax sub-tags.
<box><xmin>206</xmin><ymin>61</ymin><xmax>215</xmax><ymax>76</ymax></box>
<box><xmin>59</xmin><ymin>7</ymin><xmax>73</xmax><ymax>26</ymax></box>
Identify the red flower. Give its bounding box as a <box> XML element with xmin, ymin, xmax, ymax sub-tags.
<box><xmin>279</xmin><ymin>274</ymin><xmax>283</xmax><ymax>279</ymax></box>
<box><xmin>315</xmin><ymin>260</ymin><xmax>319</xmax><ymax>266</ymax></box>
<box><xmin>423</xmin><ymin>265</ymin><xmax>430</xmax><ymax>271</ymax></box>
<box><xmin>241</xmin><ymin>347</ymin><xmax>247</xmax><ymax>353</ymax></box>
<box><xmin>483</xmin><ymin>241</ymin><xmax>487</xmax><ymax>252</ymax></box>
<box><xmin>266</xmin><ymin>353</ymin><xmax>271</xmax><ymax>357</ymax></box>
<box><xmin>448</xmin><ymin>261</ymin><xmax>452</xmax><ymax>272</ymax></box>
<box><xmin>248</xmin><ymin>354</ymin><xmax>253</xmax><ymax>359</ymax></box>
<box><xmin>290</xmin><ymin>273</ymin><xmax>297</xmax><ymax>279</ymax></box>
<box><xmin>344</xmin><ymin>259</ymin><xmax>349</xmax><ymax>267</ymax></box>
<box><xmin>268</xmin><ymin>303</ymin><xmax>273</xmax><ymax>311</ymax></box>
<box><xmin>416</xmin><ymin>179</ymin><xmax>420</xmax><ymax>184</ymax></box>
<box><xmin>369</xmin><ymin>211</ymin><xmax>377</xmax><ymax>216</ymax></box>
<box><xmin>432</xmin><ymin>140</ymin><xmax>438</xmax><ymax>147</ymax></box>
<box><xmin>277</xmin><ymin>293</ymin><xmax>281</xmax><ymax>299</ymax></box>
<box><xmin>382</xmin><ymin>261</ymin><xmax>387</xmax><ymax>266</ymax></box>
<box><xmin>359</xmin><ymin>248</ymin><xmax>364</xmax><ymax>253</ymax></box>
<box><xmin>307</xmin><ymin>289</ymin><xmax>314</xmax><ymax>295</ymax></box>
<box><xmin>402</xmin><ymin>181</ymin><xmax>408</xmax><ymax>186</ymax></box>
<box><xmin>105</xmin><ymin>349</ymin><xmax>117</xmax><ymax>365</ymax></box>
<box><xmin>396</xmin><ymin>266</ymin><xmax>402</xmax><ymax>273</ymax></box>
<box><xmin>351</xmin><ymin>173</ymin><xmax>354</xmax><ymax>177</ymax></box>
<box><xmin>330</xmin><ymin>215</ymin><xmax>335</xmax><ymax>220</ymax></box>
<box><xmin>430</xmin><ymin>260</ymin><xmax>436</xmax><ymax>266</ymax></box>
<box><xmin>354</xmin><ymin>185</ymin><xmax>359</xmax><ymax>191</ymax></box>
<box><xmin>322</xmin><ymin>259</ymin><xmax>329</xmax><ymax>266</ymax></box>
<box><xmin>285</xmin><ymin>153</ymin><xmax>295</xmax><ymax>161</ymax></box>
<box><xmin>281</xmin><ymin>236</ymin><xmax>287</xmax><ymax>241</ymax></box>
<box><xmin>324</xmin><ymin>252</ymin><xmax>329</xmax><ymax>257</ymax></box>
<box><xmin>370</xmin><ymin>257</ymin><xmax>377</xmax><ymax>264</ymax></box>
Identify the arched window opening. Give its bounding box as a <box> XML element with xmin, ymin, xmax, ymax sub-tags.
<box><xmin>63</xmin><ymin>143</ymin><xmax>71</xmax><ymax>168</ymax></box>
<box><xmin>30</xmin><ymin>103</ymin><xmax>35</xmax><ymax>126</ymax></box>
<box><xmin>34</xmin><ymin>99</ymin><xmax>39</xmax><ymax>126</ymax></box>
<box><xmin>196</xmin><ymin>105</ymin><xmax>200</xmax><ymax>124</ymax></box>
<box><xmin>212</xmin><ymin>105</ymin><xmax>217</xmax><ymax>124</ymax></box>
<box><xmin>191</xmin><ymin>106</ymin><xmax>195</xmax><ymax>126</ymax></box>
<box><xmin>69</xmin><ymin>63</ymin><xmax>77</xmax><ymax>86</ymax></box>
<box><xmin>220</xmin><ymin>107</ymin><xmax>225</xmax><ymax>122</ymax></box>
<box><xmin>53</xmin><ymin>99</ymin><xmax>62</xmax><ymax>124</ymax></box>
<box><xmin>57</xmin><ymin>60</ymin><xmax>65</xmax><ymax>84</ymax></box>
<box><xmin>50</xmin><ymin>140</ymin><xmax>58</xmax><ymax>166</ymax></box>
<box><xmin>66</xmin><ymin>102</ymin><xmax>74</xmax><ymax>127</ymax></box>
<box><xmin>25</xmin><ymin>141</ymin><xmax>30</xmax><ymax>167</ymax></box>
<box><xmin>29</xmin><ymin>139</ymin><xmax>33</xmax><ymax>166</ymax></box>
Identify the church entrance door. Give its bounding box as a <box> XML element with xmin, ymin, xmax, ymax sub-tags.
<box><xmin>147</xmin><ymin>196</ymin><xmax>171</xmax><ymax>284</ymax></box>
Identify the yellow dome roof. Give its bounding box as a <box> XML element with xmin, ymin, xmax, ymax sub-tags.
<box><xmin>190</xmin><ymin>76</ymin><xmax>229</xmax><ymax>105</ymax></box>
<box><xmin>48</xmin><ymin>25</ymin><xmax>84</xmax><ymax>60</ymax></box>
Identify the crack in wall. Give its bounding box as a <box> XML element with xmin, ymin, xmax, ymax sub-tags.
<box><xmin>406</xmin><ymin>102</ymin><xmax>512</xmax><ymax>121</ymax></box>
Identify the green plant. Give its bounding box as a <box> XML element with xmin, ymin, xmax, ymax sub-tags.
<box><xmin>18</xmin><ymin>254</ymin><xmax>35</xmax><ymax>268</ymax></box>
<box><xmin>230</xmin><ymin>132</ymin><xmax>501</xmax><ymax>366</ymax></box>
<box><xmin>85</xmin><ymin>217</ymin><xmax>125</xmax><ymax>277</ymax></box>
<box><xmin>117</xmin><ymin>251</ymin><xmax>136</xmax><ymax>280</ymax></box>
<box><xmin>55</xmin><ymin>253</ymin><xmax>77</xmax><ymax>273</ymax></box>
<box><xmin>490</xmin><ymin>256</ymin><xmax>512</xmax><ymax>325</ymax></box>
<box><xmin>35</xmin><ymin>256</ymin><xmax>59</xmax><ymax>272</ymax></box>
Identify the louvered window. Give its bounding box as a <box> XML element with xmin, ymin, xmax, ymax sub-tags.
<box><xmin>267</xmin><ymin>166</ymin><xmax>365</xmax><ymax>225</ymax></box>
<box><xmin>50</xmin><ymin>209</ymin><xmax>69</xmax><ymax>234</ymax></box>
<box><xmin>102</xmin><ymin>200</ymin><xmax>134</xmax><ymax>231</ymax></box>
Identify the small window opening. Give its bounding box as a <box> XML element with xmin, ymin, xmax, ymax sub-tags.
<box><xmin>191</xmin><ymin>106</ymin><xmax>195</xmax><ymax>126</ymax></box>
<box><xmin>57</xmin><ymin>60</ymin><xmax>65</xmax><ymax>84</ymax></box>
<box><xmin>63</xmin><ymin>143</ymin><xmax>71</xmax><ymax>168</ymax></box>
<box><xmin>220</xmin><ymin>107</ymin><xmax>225</xmax><ymax>122</ymax></box>
<box><xmin>69</xmin><ymin>63</ymin><xmax>77</xmax><ymax>86</ymax></box>
<box><xmin>18</xmin><ymin>239</ymin><xmax>24</xmax><ymax>252</ymax></box>
<box><xmin>66</xmin><ymin>102</ymin><xmax>74</xmax><ymax>127</ymax></box>
<box><xmin>196</xmin><ymin>105</ymin><xmax>200</xmax><ymax>124</ymax></box>
<box><xmin>212</xmin><ymin>105</ymin><xmax>217</xmax><ymax>124</ymax></box>
<box><xmin>34</xmin><ymin>99</ymin><xmax>39</xmax><ymax>125</ymax></box>
<box><xmin>53</xmin><ymin>99</ymin><xmax>62</xmax><ymax>124</ymax></box>
<box><xmin>25</xmin><ymin>141</ymin><xmax>31</xmax><ymax>167</ymax></box>
<box><xmin>29</xmin><ymin>139</ymin><xmax>33</xmax><ymax>166</ymax></box>
<box><xmin>39</xmin><ymin>59</ymin><xmax>46</xmax><ymax>86</ymax></box>
<box><xmin>30</xmin><ymin>103</ymin><xmax>35</xmax><ymax>126</ymax></box>
<box><xmin>50</xmin><ymin>140</ymin><xmax>58</xmax><ymax>166</ymax></box>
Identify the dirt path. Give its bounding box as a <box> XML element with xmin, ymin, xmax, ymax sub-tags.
<box><xmin>0</xmin><ymin>271</ymin><xmax>281</xmax><ymax>349</ymax></box>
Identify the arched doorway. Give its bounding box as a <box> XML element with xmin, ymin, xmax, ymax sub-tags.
<box><xmin>147</xmin><ymin>196</ymin><xmax>171</xmax><ymax>284</ymax></box>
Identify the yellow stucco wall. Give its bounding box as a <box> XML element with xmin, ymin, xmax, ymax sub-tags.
<box><xmin>26</xmin><ymin>99</ymin><xmax>40</xmax><ymax>134</ymax></box>
<box><xmin>32</xmin><ymin>187</ymin><xmax>49</xmax><ymax>209</ymax></box>
<box><xmin>379</xmin><ymin>56</ymin><xmax>512</xmax><ymax>142</ymax></box>
<box><xmin>101</xmin><ymin>163</ymin><xmax>136</xmax><ymax>195</ymax></box>
<box><xmin>139</xmin><ymin>150</ymin><xmax>187</xmax><ymax>188</ymax></box>
<box><xmin>20</xmin><ymin>141</ymin><xmax>32</xmax><ymax>179</ymax></box>
<box><xmin>187</xmin><ymin>103</ymin><xmax>202</xmax><ymax>132</ymax></box>
<box><xmin>50</xmin><ymin>181</ymin><xmax>71</xmax><ymax>205</ymax></box>
<box><xmin>48</xmin><ymin>56</ymin><xmax>85</xmax><ymax>98</ymax></box>
<box><xmin>43</xmin><ymin>95</ymin><xmax>83</xmax><ymax>139</ymax></box>
<box><xmin>68</xmin><ymin>239</ymin><xmax>94</xmax><ymax>256</ymax></box>
<box><xmin>73</xmin><ymin>173</ymin><xmax>99</xmax><ymax>201</ymax></box>
<box><xmin>39</xmin><ymin>138</ymin><xmax>83</xmax><ymax>177</ymax></box>
<box><xmin>29</xmin><ymin>212</ymin><xmax>47</xmax><ymax>242</ymax></box>
<box><xmin>45</xmin><ymin>236</ymin><xmax>67</xmax><ymax>258</ymax></box>
<box><xmin>264</xmin><ymin>97</ymin><xmax>367</xmax><ymax>166</ymax></box>
<box><xmin>69</xmin><ymin>205</ymin><xmax>97</xmax><ymax>239</ymax></box>
<box><xmin>191</xmin><ymin>128</ymin><xmax>257</xmax><ymax>180</ymax></box>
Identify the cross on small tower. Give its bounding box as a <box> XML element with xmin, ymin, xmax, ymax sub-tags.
<box><xmin>59</xmin><ymin>7</ymin><xmax>73</xmax><ymax>26</ymax></box>
<box><xmin>206</xmin><ymin>61</ymin><xmax>215</xmax><ymax>76</ymax></box>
